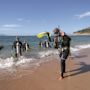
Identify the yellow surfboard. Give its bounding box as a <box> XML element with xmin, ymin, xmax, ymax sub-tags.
<box><xmin>37</xmin><ymin>32</ymin><xmax>47</xmax><ymax>38</ymax></box>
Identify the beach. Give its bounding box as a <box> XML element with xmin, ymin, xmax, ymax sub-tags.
<box><xmin>0</xmin><ymin>0</ymin><xmax>90</xmax><ymax>89</ymax></box>
<box><xmin>0</xmin><ymin>48</ymin><xmax>90</xmax><ymax>90</ymax></box>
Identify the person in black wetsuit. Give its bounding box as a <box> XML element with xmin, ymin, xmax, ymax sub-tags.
<box><xmin>59</xmin><ymin>33</ymin><xmax>71</xmax><ymax>79</ymax></box>
<box><xmin>12</xmin><ymin>37</ymin><xmax>22</xmax><ymax>57</ymax></box>
<box><xmin>22</xmin><ymin>40</ymin><xmax>30</xmax><ymax>52</ymax></box>
<box><xmin>53</xmin><ymin>28</ymin><xmax>71</xmax><ymax>79</ymax></box>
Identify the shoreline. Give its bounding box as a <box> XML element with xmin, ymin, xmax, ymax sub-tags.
<box><xmin>0</xmin><ymin>48</ymin><xmax>90</xmax><ymax>90</ymax></box>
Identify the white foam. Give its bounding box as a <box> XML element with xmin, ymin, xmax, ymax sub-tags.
<box><xmin>71</xmin><ymin>44</ymin><xmax>90</xmax><ymax>53</ymax></box>
<box><xmin>38</xmin><ymin>49</ymin><xmax>58</xmax><ymax>58</ymax></box>
<box><xmin>75</xmin><ymin>44</ymin><xmax>90</xmax><ymax>49</ymax></box>
<box><xmin>38</xmin><ymin>44</ymin><xmax>90</xmax><ymax>59</ymax></box>
<box><xmin>16</xmin><ymin>56</ymin><xmax>35</xmax><ymax>66</ymax></box>
<box><xmin>0</xmin><ymin>57</ymin><xmax>14</xmax><ymax>68</ymax></box>
<box><xmin>38</xmin><ymin>44</ymin><xmax>90</xmax><ymax>58</ymax></box>
<box><xmin>0</xmin><ymin>56</ymin><xmax>35</xmax><ymax>69</ymax></box>
<box><xmin>0</xmin><ymin>44</ymin><xmax>90</xmax><ymax>69</ymax></box>
<box><xmin>70</xmin><ymin>44</ymin><xmax>90</xmax><ymax>57</ymax></box>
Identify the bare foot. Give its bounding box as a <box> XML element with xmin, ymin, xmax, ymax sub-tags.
<box><xmin>58</xmin><ymin>76</ymin><xmax>64</xmax><ymax>80</ymax></box>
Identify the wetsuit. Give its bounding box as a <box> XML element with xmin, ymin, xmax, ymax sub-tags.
<box><xmin>53</xmin><ymin>34</ymin><xmax>61</xmax><ymax>49</ymax></box>
<box><xmin>60</xmin><ymin>35</ymin><xmax>71</xmax><ymax>78</ymax></box>
<box><xmin>23</xmin><ymin>42</ymin><xmax>29</xmax><ymax>51</ymax></box>
<box><xmin>13</xmin><ymin>41</ymin><xmax>22</xmax><ymax>57</ymax></box>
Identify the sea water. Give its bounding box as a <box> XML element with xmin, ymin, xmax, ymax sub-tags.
<box><xmin>0</xmin><ymin>35</ymin><xmax>90</xmax><ymax>73</ymax></box>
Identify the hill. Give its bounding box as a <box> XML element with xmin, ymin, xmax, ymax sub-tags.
<box><xmin>73</xmin><ymin>27</ymin><xmax>90</xmax><ymax>35</ymax></box>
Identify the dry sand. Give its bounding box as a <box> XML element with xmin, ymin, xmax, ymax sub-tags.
<box><xmin>0</xmin><ymin>48</ymin><xmax>90</xmax><ymax>90</ymax></box>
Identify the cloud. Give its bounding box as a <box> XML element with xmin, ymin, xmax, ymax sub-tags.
<box><xmin>17</xmin><ymin>18</ymin><xmax>23</xmax><ymax>21</ymax></box>
<box><xmin>17</xmin><ymin>18</ymin><xmax>31</xmax><ymax>22</ymax></box>
<box><xmin>2</xmin><ymin>24</ymin><xmax>21</xmax><ymax>28</ymax></box>
<box><xmin>75</xmin><ymin>11</ymin><xmax>90</xmax><ymax>19</ymax></box>
<box><xmin>0</xmin><ymin>28</ymin><xmax>14</xmax><ymax>31</ymax></box>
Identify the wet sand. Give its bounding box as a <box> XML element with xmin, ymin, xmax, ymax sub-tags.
<box><xmin>0</xmin><ymin>48</ymin><xmax>90</xmax><ymax>90</ymax></box>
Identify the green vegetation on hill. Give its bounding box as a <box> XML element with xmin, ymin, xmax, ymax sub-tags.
<box><xmin>74</xmin><ymin>28</ymin><xmax>90</xmax><ymax>34</ymax></box>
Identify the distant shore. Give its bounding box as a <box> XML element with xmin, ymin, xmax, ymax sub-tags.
<box><xmin>72</xmin><ymin>33</ymin><xmax>90</xmax><ymax>36</ymax></box>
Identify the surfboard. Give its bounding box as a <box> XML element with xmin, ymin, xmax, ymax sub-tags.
<box><xmin>37</xmin><ymin>32</ymin><xmax>47</xmax><ymax>38</ymax></box>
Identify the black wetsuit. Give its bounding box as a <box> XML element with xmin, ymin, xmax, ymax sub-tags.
<box><xmin>13</xmin><ymin>41</ymin><xmax>22</xmax><ymax>57</ymax></box>
<box><xmin>60</xmin><ymin>35</ymin><xmax>71</xmax><ymax>78</ymax></box>
<box><xmin>23</xmin><ymin>42</ymin><xmax>29</xmax><ymax>51</ymax></box>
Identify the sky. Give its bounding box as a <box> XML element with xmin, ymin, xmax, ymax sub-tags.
<box><xmin>0</xmin><ymin>0</ymin><xmax>90</xmax><ymax>35</ymax></box>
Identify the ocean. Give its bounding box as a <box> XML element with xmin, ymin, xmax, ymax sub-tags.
<box><xmin>0</xmin><ymin>35</ymin><xmax>90</xmax><ymax>75</ymax></box>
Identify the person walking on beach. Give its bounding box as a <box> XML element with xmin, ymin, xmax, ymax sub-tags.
<box><xmin>12</xmin><ymin>36</ymin><xmax>22</xmax><ymax>58</ymax></box>
<box><xmin>53</xmin><ymin>28</ymin><xmax>71</xmax><ymax>79</ymax></box>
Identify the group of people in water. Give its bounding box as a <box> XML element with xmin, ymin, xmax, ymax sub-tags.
<box><xmin>39</xmin><ymin>40</ymin><xmax>51</xmax><ymax>48</ymax></box>
<box><xmin>11</xmin><ymin>27</ymin><xmax>71</xmax><ymax>80</ymax></box>
<box><xmin>12</xmin><ymin>37</ymin><xmax>30</xmax><ymax>58</ymax></box>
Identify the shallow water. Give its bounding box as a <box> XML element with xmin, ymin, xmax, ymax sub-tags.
<box><xmin>0</xmin><ymin>35</ymin><xmax>90</xmax><ymax>72</ymax></box>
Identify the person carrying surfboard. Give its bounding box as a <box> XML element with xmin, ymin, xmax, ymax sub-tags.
<box><xmin>12</xmin><ymin>36</ymin><xmax>22</xmax><ymax>58</ymax></box>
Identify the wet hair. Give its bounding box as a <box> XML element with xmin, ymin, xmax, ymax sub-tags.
<box><xmin>53</xmin><ymin>28</ymin><xmax>60</xmax><ymax>34</ymax></box>
<box><xmin>53</xmin><ymin>28</ymin><xmax>61</xmax><ymax>37</ymax></box>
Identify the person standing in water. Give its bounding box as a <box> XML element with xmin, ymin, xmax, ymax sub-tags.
<box><xmin>12</xmin><ymin>36</ymin><xmax>22</xmax><ymax>58</ymax></box>
<box><xmin>23</xmin><ymin>40</ymin><xmax>30</xmax><ymax>52</ymax></box>
<box><xmin>44</xmin><ymin>40</ymin><xmax>51</xmax><ymax>48</ymax></box>
<box><xmin>53</xmin><ymin>28</ymin><xmax>71</xmax><ymax>79</ymax></box>
<box><xmin>39</xmin><ymin>41</ymin><xmax>43</xmax><ymax>48</ymax></box>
